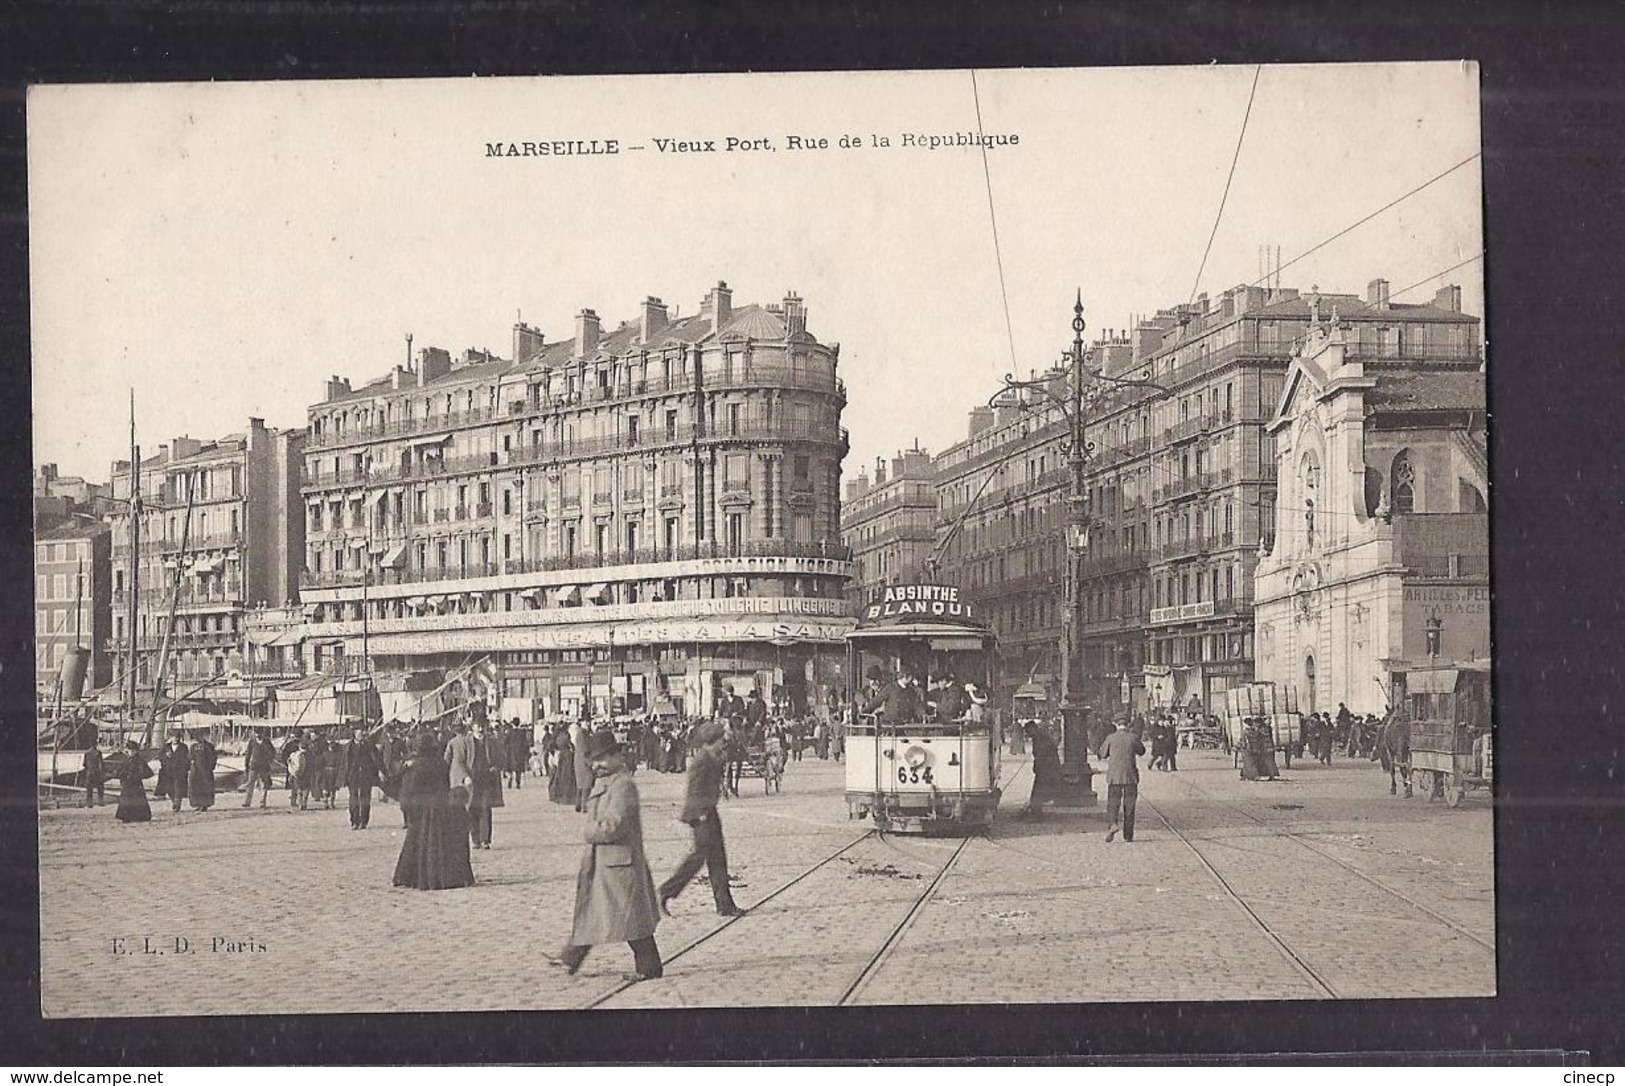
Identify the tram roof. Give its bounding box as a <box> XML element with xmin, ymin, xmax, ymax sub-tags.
<box><xmin>847</xmin><ymin>620</ymin><xmax>994</xmax><ymax>643</ymax></box>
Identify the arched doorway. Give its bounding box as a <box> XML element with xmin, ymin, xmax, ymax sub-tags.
<box><xmin>1304</xmin><ymin>654</ymin><xmax>1318</xmax><ymax>714</ymax></box>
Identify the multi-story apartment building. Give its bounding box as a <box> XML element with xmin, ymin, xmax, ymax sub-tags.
<box><xmin>930</xmin><ymin>376</ymin><xmax>1075</xmax><ymax>711</ymax></box>
<box><xmin>840</xmin><ymin>445</ymin><xmax>937</xmax><ymax>610</ymax></box>
<box><xmin>296</xmin><ymin>283</ymin><xmax>852</xmax><ymax>720</ymax></box>
<box><xmin>35</xmin><ymin>517</ymin><xmax>112</xmax><ymax>697</ymax></box>
<box><xmin>932</xmin><ymin>278</ymin><xmax>1480</xmax><ymax>718</ymax></box>
<box><xmin>106</xmin><ymin>419</ymin><xmax>307</xmax><ymax>694</ymax></box>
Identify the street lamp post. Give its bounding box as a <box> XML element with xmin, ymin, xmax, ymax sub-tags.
<box><xmin>997</xmin><ymin>290</ymin><xmax>1173</xmax><ymax>809</ymax></box>
<box><xmin>1059</xmin><ymin>294</ymin><xmax>1095</xmax><ymax>804</ymax></box>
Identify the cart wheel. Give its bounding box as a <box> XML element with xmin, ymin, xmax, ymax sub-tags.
<box><xmin>1444</xmin><ymin>775</ymin><xmax>1463</xmax><ymax>807</ymax></box>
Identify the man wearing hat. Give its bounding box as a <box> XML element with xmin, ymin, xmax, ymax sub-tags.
<box><xmin>1096</xmin><ymin>717</ymin><xmax>1146</xmax><ymax>843</ymax></box>
<box><xmin>657</xmin><ymin>720</ymin><xmax>746</xmax><ymax>919</ymax></box>
<box><xmin>548</xmin><ymin>730</ymin><xmax>663</xmax><ymax>982</ymax></box>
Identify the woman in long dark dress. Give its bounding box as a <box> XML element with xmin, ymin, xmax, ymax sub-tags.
<box><xmin>188</xmin><ymin>732</ymin><xmax>217</xmax><ymax>811</ymax></box>
<box><xmin>115</xmin><ymin>741</ymin><xmax>153</xmax><ymax>823</ymax></box>
<box><xmin>548</xmin><ymin>725</ymin><xmax>577</xmax><ymax>806</ymax></box>
<box><xmin>392</xmin><ymin>735</ymin><xmax>475</xmax><ymax>891</ymax></box>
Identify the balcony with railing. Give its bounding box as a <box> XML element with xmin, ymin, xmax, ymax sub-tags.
<box><xmin>1081</xmin><ymin>550</ymin><xmax>1151</xmax><ymax>576</ymax></box>
<box><xmin>301</xmin><ymin>539</ymin><xmax>854</xmax><ymax>592</ymax></box>
<box><xmin>307</xmin><ymin>404</ymin><xmax>503</xmax><ymax>451</ymax></box>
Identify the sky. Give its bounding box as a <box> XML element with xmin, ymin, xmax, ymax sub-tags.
<box><xmin>29</xmin><ymin>63</ymin><xmax>1483</xmax><ymax>483</ymax></box>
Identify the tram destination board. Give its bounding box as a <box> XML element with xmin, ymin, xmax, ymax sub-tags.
<box><xmin>858</xmin><ymin>583</ymin><xmax>984</xmax><ymax>627</ymax></box>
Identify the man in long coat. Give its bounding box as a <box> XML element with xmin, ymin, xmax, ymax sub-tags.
<box><xmin>1096</xmin><ymin>718</ymin><xmax>1146</xmax><ymax>843</ymax></box>
<box><xmin>570</xmin><ymin>720</ymin><xmax>594</xmax><ymax>812</ymax></box>
<box><xmin>160</xmin><ymin>735</ymin><xmax>191</xmax><ymax>813</ymax></box>
<box><xmin>343</xmin><ymin>726</ymin><xmax>383</xmax><ymax>829</ymax></box>
<box><xmin>242</xmin><ymin>730</ymin><xmax>275</xmax><ymax>808</ymax></box>
<box><xmin>81</xmin><ymin>744</ymin><xmax>105</xmax><ymax>807</ymax></box>
<box><xmin>549</xmin><ymin>731</ymin><xmax>663</xmax><ymax>982</ymax></box>
<box><xmin>445</xmin><ymin>721</ymin><xmax>477</xmax><ymax>801</ymax></box>
<box><xmin>187</xmin><ymin>730</ymin><xmax>217</xmax><ymax>811</ymax></box>
<box><xmin>465</xmin><ymin>718</ymin><xmax>504</xmax><ymax>849</ymax></box>
<box><xmin>657</xmin><ymin>720</ymin><xmax>745</xmax><ymax>918</ymax></box>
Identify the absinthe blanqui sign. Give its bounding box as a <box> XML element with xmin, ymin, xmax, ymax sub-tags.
<box><xmin>862</xmin><ymin>583</ymin><xmax>978</xmax><ymax>624</ymax></box>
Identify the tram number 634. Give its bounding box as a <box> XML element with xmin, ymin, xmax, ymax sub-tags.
<box><xmin>898</xmin><ymin>766</ymin><xmax>934</xmax><ymax>784</ymax></box>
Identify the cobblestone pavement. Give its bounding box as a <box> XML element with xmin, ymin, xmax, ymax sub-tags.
<box><xmin>37</xmin><ymin>745</ymin><xmax>1493</xmax><ymax>1016</ymax></box>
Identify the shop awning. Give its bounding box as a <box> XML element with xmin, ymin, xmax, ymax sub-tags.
<box><xmin>425</xmin><ymin>595</ymin><xmax>446</xmax><ymax>607</ymax></box>
<box><xmin>518</xmin><ymin>587</ymin><xmax>542</xmax><ymax>601</ymax></box>
<box><xmin>192</xmin><ymin>557</ymin><xmax>223</xmax><ymax>574</ymax></box>
<box><xmin>1408</xmin><ymin>668</ymin><xmax>1459</xmax><ymax>695</ymax></box>
<box><xmin>584</xmin><ymin>582</ymin><xmax>611</xmax><ymax>604</ymax></box>
<box><xmin>380</xmin><ymin>543</ymin><xmax>409</xmax><ymax>569</ymax></box>
<box><xmin>553</xmin><ymin>585</ymin><xmax>581</xmax><ymax>606</ymax></box>
<box><xmin>245</xmin><ymin>630</ymin><xmax>282</xmax><ymax>648</ymax></box>
<box><xmin>269</xmin><ymin>629</ymin><xmax>307</xmax><ymax>648</ymax></box>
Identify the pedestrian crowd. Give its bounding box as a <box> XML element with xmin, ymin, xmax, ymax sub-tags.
<box><xmin>98</xmin><ymin>693</ymin><xmax>842</xmax><ymax>985</ymax></box>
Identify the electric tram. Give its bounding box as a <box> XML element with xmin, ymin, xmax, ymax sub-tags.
<box><xmin>844</xmin><ymin>582</ymin><xmax>1001</xmax><ymax>832</ymax></box>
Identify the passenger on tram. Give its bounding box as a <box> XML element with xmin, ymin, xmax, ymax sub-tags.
<box><xmin>863</xmin><ymin>669</ymin><xmax>923</xmax><ymax>725</ymax></box>
<box><xmin>929</xmin><ymin>672</ymin><xmax>968</xmax><ymax>722</ymax></box>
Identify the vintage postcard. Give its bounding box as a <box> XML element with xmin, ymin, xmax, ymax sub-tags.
<box><xmin>30</xmin><ymin>63</ymin><xmax>1489</xmax><ymax>1017</ymax></box>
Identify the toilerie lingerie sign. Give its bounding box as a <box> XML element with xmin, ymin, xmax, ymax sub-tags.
<box><xmin>861</xmin><ymin>583</ymin><xmax>981</xmax><ymax>625</ymax></box>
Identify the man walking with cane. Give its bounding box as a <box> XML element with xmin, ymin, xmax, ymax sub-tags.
<box><xmin>657</xmin><ymin>720</ymin><xmax>746</xmax><ymax>918</ymax></box>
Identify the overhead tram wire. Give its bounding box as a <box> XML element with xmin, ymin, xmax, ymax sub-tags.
<box><xmin>1244</xmin><ymin>152</ymin><xmax>1481</xmax><ymax>295</ymax></box>
<box><xmin>970</xmin><ymin>70</ymin><xmax>1019</xmax><ymax>379</ymax></box>
<box><xmin>1189</xmin><ymin>65</ymin><xmax>1263</xmax><ymax>306</ymax></box>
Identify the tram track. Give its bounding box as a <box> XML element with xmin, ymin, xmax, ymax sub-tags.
<box><xmin>578</xmin><ymin>827</ymin><xmax>877</xmax><ymax>1009</ymax></box>
<box><xmin>584</xmin><ymin>754</ymin><xmax>1029</xmax><ymax>1008</ymax></box>
<box><xmin>837</xmin><ymin>833</ymin><xmax>974</xmax><ymax>1005</ymax></box>
<box><xmin>1136</xmin><ymin>791</ymin><xmax>1341</xmax><ymax>999</ymax></box>
<box><xmin>1162</xmin><ymin>770</ymin><xmax>1494</xmax><ymax>953</ymax></box>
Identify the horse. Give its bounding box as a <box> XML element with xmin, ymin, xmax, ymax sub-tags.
<box><xmin>1371</xmin><ymin>714</ymin><xmax>1412</xmax><ymax>797</ymax></box>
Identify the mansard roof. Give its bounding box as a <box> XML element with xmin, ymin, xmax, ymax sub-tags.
<box><xmin>1366</xmin><ymin>370</ymin><xmax>1486</xmax><ymax>414</ymax></box>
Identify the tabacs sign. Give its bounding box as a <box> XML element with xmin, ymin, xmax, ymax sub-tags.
<box><xmin>861</xmin><ymin>583</ymin><xmax>981</xmax><ymax>625</ymax></box>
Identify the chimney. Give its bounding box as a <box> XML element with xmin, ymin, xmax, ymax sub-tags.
<box><xmin>575</xmin><ymin>309</ymin><xmax>602</xmax><ymax>356</ymax></box>
<box><xmin>511</xmin><ymin>322</ymin><xmax>546</xmax><ymax>366</ymax></box>
<box><xmin>874</xmin><ymin>456</ymin><xmax>888</xmax><ymax>486</ymax></box>
<box><xmin>891</xmin><ymin>454</ymin><xmax>906</xmax><ymax>481</ymax></box>
<box><xmin>171</xmin><ymin>436</ymin><xmax>202</xmax><ymax>460</ymax></box>
<box><xmin>391</xmin><ymin>365</ymin><xmax>412</xmax><ymax>390</ymax></box>
<box><xmin>416</xmin><ymin>347</ymin><xmax>451</xmax><ymax>384</ymax></box>
<box><xmin>994</xmin><ymin>404</ymin><xmax>1022</xmax><ymax>429</ymax></box>
<box><xmin>703</xmin><ymin>281</ymin><xmax>733</xmax><ymax>331</ymax></box>
<box><xmin>1431</xmin><ymin>284</ymin><xmax>1462</xmax><ymax>312</ymax></box>
<box><xmin>1367</xmin><ymin>278</ymin><xmax>1391</xmax><ymax>307</ymax></box>
<box><xmin>968</xmin><ymin>406</ymin><xmax>994</xmax><ymax>437</ymax></box>
<box><xmin>902</xmin><ymin>447</ymin><xmax>931</xmax><ymax>476</ymax></box>
<box><xmin>638</xmin><ymin>296</ymin><xmax>669</xmax><ymax>343</ymax></box>
<box><xmin>324</xmin><ymin>375</ymin><xmax>353</xmax><ymax>401</ymax></box>
<box><xmin>782</xmin><ymin>292</ymin><xmax>806</xmax><ymax>335</ymax></box>
<box><xmin>845</xmin><ymin>470</ymin><xmax>871</xmax><ymax>501</ymax></box>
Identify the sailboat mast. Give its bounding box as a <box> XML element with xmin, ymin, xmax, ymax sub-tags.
<box><xmin>126</xmin><ymin>391</ymin><xmax>140</xmax><ymax>748</ymax></box>
<box><xmin>141</xmin><ymin>472</ymin><xmax>196</xmax><ymax>750</ymax></box>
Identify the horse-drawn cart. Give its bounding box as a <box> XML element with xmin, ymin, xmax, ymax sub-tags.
<box><xmin>1398</xmin><ymin>662</ymin><xmax>1492</xmax><ymax>808</ymax></box>
<box><xmin>1411</xmin><ymin>719</ymin><xmax>1491</xmax><ymax>806</ymax></box>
